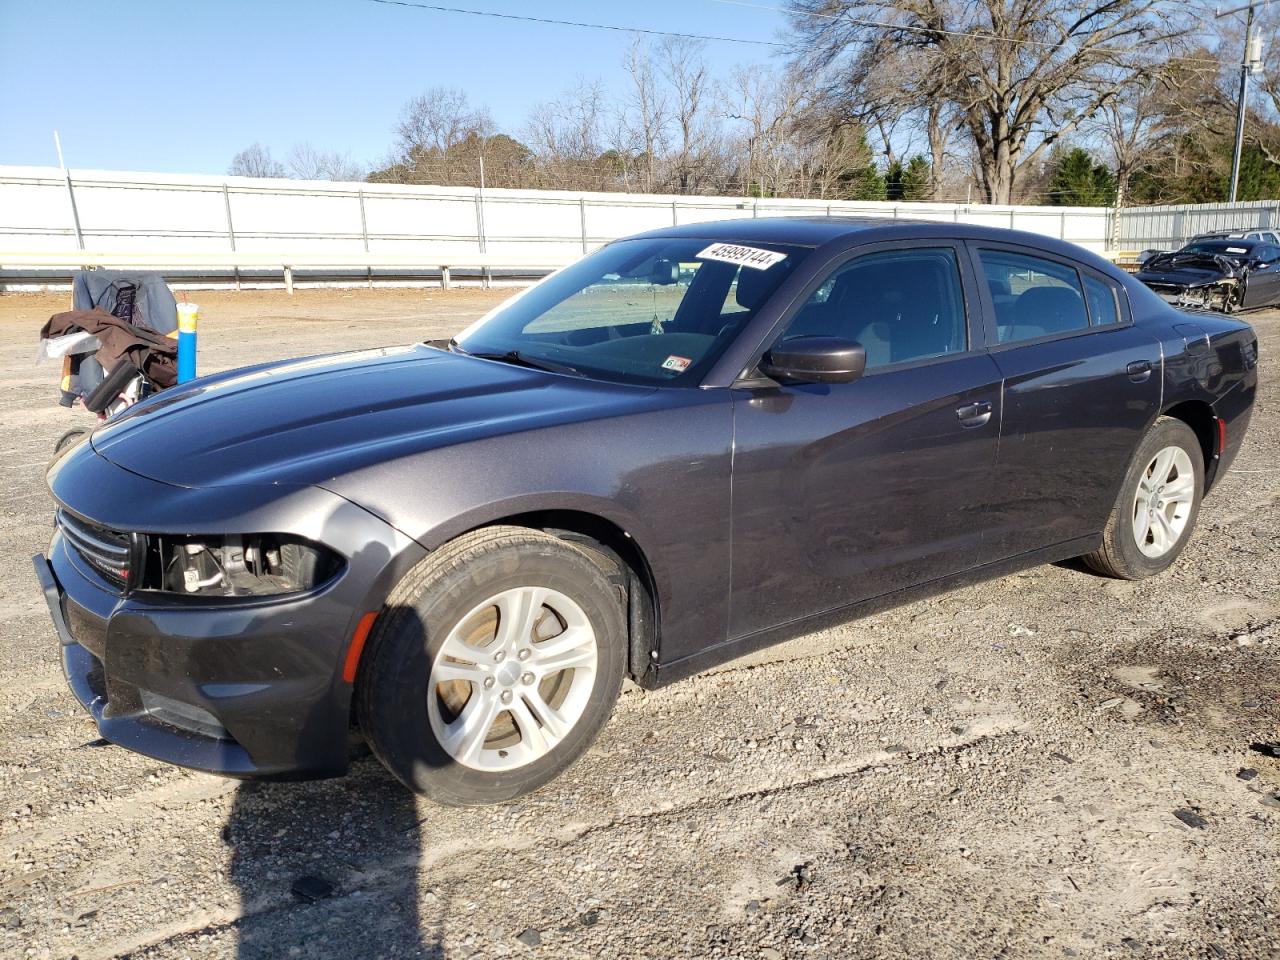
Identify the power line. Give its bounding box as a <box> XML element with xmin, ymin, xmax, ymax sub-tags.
<box><xmin>364</xmin><ymin>0</ymin><xmax>784</xmax><ymax>46</ymax></box>
<box><xmin>706</xmin><ymin>0</ymin><xmax>1232</xmax><ymax>67</ymax></box>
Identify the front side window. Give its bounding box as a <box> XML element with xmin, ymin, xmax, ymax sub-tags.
<box><xmin>980</xmin><ymin>251</ymin><xmax>1088</xmax><ymax>343</ymax></box>
<box><xmin>455</xmin><ymin>238</ymin><xmax>808</xmax><ymax>386</ymax></box>
<box><xmin>780</xmin><ymin>248</ymin><xmax>968</xmax><ymax>369</ymax></box>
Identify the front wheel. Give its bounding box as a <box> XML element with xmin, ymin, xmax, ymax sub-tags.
<box><xmin>356</xmin><ymin>526</ymin><xmax>626</xmax><ymax>805</ymax></box>
<box><xmin>1082</xmin><ymin>416</ymin><xmax>1204</xmax><ymax>580</ymax></box>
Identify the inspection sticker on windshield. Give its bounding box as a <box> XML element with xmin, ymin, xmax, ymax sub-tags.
<box><xmin>662</xmin><ymin>355</ymin><xmax>692</xmax><ymax>373</ymax></box>
<box><xmin>696</xmin><ymin>242</ymin><xmax>787</xmax><ymax>270</ymax></box>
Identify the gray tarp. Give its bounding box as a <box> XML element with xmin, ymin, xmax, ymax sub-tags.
<box><xmin>68</xmin><ymin>271</ymin><xmax>178</xmax><ymax>396</ymax></box>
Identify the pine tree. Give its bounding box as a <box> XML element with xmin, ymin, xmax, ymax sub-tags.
<box><xmin>901</xmin><ymin>156</ymin><xmax>931</xmax><ymax>201</ymax></box>
<box><xmin>1049</xmin><ymin>148</ymin><xmax>1114</xmax><ymax>206</ymax></box>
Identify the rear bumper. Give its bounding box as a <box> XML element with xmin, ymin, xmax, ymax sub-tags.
<box><xmin>1209</xmin><ymin>366</ymin><xmax>1256</xmax><ymax>489</ymax></box>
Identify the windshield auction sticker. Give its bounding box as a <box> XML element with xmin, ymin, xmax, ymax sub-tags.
<box><xmin>696</xmin><ymin>242</ymin><xmax>787</xmax><ymax>271</ymax></box>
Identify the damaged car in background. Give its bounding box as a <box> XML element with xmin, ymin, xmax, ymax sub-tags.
<box><xmin>1135</xmin><ymin>237</ymin><xmax>1280</xmax><ymax>312</ymax></box>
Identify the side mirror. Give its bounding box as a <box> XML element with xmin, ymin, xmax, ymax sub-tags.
<box><xmin>649</xmin><ymin>258</ymin><xmax>679</xmax><ymax>285</ymax></box>
<box><xmin>759</xmin><ymin>336</ymin><xmax>866</xmax><ymax>384</ymax></box>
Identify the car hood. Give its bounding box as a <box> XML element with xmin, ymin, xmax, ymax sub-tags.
<box><xmin>1137</xmin><ymin>253</ymin><xmax>1242</xmax><ymax>288</ymax></box>
<box><xmin>1137</xmin><ymin>266</ymin><xmax>1224</xmax><ymax>288</ymax></box>
<box><xmin>91</xmin><ymin>343</ymin><xmax>656</xmax><ymax>488</ymax></box>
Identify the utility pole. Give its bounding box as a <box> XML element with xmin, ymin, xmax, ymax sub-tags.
<box><xmin>1218</xmin><ymin>0</ymin><xmax>1271</xmax><ymax>203</ymax></box>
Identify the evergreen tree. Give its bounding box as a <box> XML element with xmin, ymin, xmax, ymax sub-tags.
<box><xmin>901</xmin><ymin>156</ymin><xmax>931</xmax><ymax>201</ymax></box>
<box><xmin>885</xmin><ymin>160</ymin><xmax>906</xmax><ymax>201</ymax></box>
<box><xmin>1048</xmin><ymin>148</ymin><xmax>1115</xmax><ymax>206</ymax></box>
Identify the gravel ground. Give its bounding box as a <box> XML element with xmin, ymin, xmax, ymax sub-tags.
<box><xmin>0</xmin><ymin>289</ymin><xmax>1277</xmax><ymax>960</ymax></box>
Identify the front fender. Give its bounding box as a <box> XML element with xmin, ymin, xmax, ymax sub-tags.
<box><xmin>319</xmin><ymin>399</ymin><xmax>735</xmax><ymax>667</ymax></box>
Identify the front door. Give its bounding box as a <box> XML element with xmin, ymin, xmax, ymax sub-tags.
<box><xmin>1243</xmin><ymin>244</ymin><xmax>1280</xmax><ymax>308</ymax></box>
<box><xmin>729</xmin><ymin>243</ymin><xmax>1002</xmax><ymax>639</ymax></box>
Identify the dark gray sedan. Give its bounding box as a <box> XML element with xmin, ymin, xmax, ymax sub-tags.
<box><xmin>36</xmin><ymin>218</ymin><xmax>1258</xmax><ymax>804</ymax></box>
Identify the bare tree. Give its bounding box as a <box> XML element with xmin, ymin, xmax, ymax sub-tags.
<box><xmin>395</xmin><ymin>86</ymin><xmax>492</xmax><ymax>160</ymax></box>
<box><xmin>725</xmin><ymin>65</ymin><xmax>807</xmax><ymax>196</ymax></box>
<box><xmin>790</xmin><ymin>0</ymin><xmax>1191</xmax><ymax>203</ymax></box>
<box><xmin>658</xmin><ymin>37</ymin><xmax>719</xmax><ymax>193</ymax></box>
<box><xmin>286</xmin><ymin>142</ymin><xmax>366</xmax><ymax>182</ymax></box>
<box><xmin>623</xmin><ymin>40</ymin><xmax>671</xmax><ymax>193</ymax></box>
<box><xmin>1090</xmin><ymin>77</ymin><xmax>1166</xmax><ymax>242</ymax></box>
<box><xmin>228</xmin><ymin>143</ymin><xmax>285</xmax><ymax>178</ymax></box>
<box><xmin>524</xmin><ymin>79</ymin><xmax>620</xmax><ymax>190</ymax></box>
<box><xmin>924</xmin><ymin>101</ymin><xmax>960</xmax><ymax>200</ymax></box>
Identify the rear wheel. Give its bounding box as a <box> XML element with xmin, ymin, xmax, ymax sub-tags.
<box><xmin>356</xmin><ymin>526</ymin><xmax>625</xmax><ymax>805</ymax></box>
<box><xmin>1083</xmin><ymin>417</ymin><xmax>1203</xmax><ymax>579</ymax></box>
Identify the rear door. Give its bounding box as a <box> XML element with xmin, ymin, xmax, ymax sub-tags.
<box><xmin>969</xmin><ymin>243</ymin><xmax>1161</xmax><ymax>559</ymax></box>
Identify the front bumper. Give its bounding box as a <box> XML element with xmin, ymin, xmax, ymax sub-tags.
<box><xmin>36</xmin><ymin>539</ymin><xmax>359</xmax><ymax>778</ymax></box>
<box><xmin>37</xmin><ymin>447</ymin><xmax>426</xmax><ymax>779</ymax></box>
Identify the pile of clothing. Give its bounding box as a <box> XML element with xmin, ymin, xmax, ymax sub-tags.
<box><xmin>38</xmin><ymin>271</ymin><xmax>179</xmax><ymax>415</ymax></box>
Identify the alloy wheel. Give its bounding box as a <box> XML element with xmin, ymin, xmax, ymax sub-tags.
<box><xmin>427</xmin><ymin>586</ymin><xmax>598</xmax><ymax>772</ymax></box>
<box><xmin>1131</xmin><ymin>445</ymin><xmax>1195</xmax><ymax>558</ymax></box>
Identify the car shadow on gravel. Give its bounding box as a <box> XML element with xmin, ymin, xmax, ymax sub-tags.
<box><xmin>224</xmin><ymin>763</ymin><xmax>443</xmax><ymax>958</ymax></box>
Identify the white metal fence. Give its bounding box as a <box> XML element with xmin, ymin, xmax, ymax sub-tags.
<box><xmin>3</xmin><ymin>165</ymin><xmax>1277</xmax><ymax>287</ymax></box>
<box><xmin>0</xmin><ymin>166</ymin><xmax>1108</xmax><ymax>287</ymax></box>
<box><xmin>1112</xmin><ymin>200</ymin><xmax>1280</xmax><ymax>249</ymax></box>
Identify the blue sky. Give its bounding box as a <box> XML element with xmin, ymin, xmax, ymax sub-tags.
<box><xmin>0</xmin><ymin>0</ymin><xmax>788</xmax><ymax>174</ymax></box>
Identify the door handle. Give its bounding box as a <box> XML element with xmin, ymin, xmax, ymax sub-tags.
<box><xmin>955</xmin><ymin>400</ymin><xmax>993</xmax><ymax>428</ymax></box>
<box><xmin>1127</xmin><ymin>360</ymin><xmax>1153</xmax><ymax>383</ymax></box>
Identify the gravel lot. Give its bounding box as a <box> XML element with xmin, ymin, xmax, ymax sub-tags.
<box><xmin>1</xmin><ymin>288</ymin><xmax>1277</xmax><ymax>960</ymax></box>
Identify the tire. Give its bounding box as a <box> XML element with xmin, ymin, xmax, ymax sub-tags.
<box><xmin>356</xmin><ymin>525</ymin><xmax>626</xmax><ymax>805</ymax></box>
<box><xmin>49</xmin><ymin>428</ymin><xmax>90</xmax><ymax>471</ymax></box>
<box><xmin>1082</xmin><ymin>416</ymin><xmax>1204</xmax><ymax>580</ymax></box>
<box><xmin>54</xmin><ymin>428</ymin><xmax>89</xmax><ymax>453</ymax></box>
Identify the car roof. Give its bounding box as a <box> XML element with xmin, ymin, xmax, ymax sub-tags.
<box><xmin>1194</xmin><ymin>229</ymin><xmax>1270</xmax><ymax>239</ymax></box>
<box><xmin>627</xmin><ymin>215</ymin><xmax>899</xmax><ymax>246</ymax></box>
<box><xmin>625</xmin><ymin>215</ymin><xmax>1121</xmax><ymax>274</ymax></box>
<box><xmin>1187</xmin><ymin>238</ymin><xmax>1261</xmax><ymax>250</ymax></box>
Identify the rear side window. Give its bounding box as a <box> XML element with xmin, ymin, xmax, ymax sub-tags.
<box><xmin>1083</xmin><ymin>275</ymin><xmax>1121</xmax><ymax>326</ymax></box>
<box><xmin>979</xmin><ymin>251</ymin><xmax>1088</xmax><ymax>343</ymax></box>
<box><xmin>782</xmin><ymin>247</ymin><xmax>967</xmax><ymax>369</ymax></box>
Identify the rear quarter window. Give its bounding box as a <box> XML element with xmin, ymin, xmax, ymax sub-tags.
<box><xmin>1083</xmin><ymin>275</ymin><xmax>1121</xmax><ymax>326</ymax></box>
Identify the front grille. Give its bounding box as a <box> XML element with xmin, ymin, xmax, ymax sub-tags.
<box><xmin>57</xmin><ymin>509</ymin><xmax>132</xmax><ymax>590</ymax></box>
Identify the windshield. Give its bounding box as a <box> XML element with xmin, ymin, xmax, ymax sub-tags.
<box><xmin>1180</xmin><ymin>241</ymin><xmax>1255</xmax><ymax>257</ymax></box>
<box><xmin>454</xmin><ymin>237</ymin><xmax>809</xmax><ymax>386</ymax></box>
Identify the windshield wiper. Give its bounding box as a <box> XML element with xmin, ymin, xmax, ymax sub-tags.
<box><xmin>464</xmin><ymin>348</ymin><xmax>585</xmax><ymax>378</ymax></box>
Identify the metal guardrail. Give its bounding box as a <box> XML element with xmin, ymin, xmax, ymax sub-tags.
<box><xmin>0</xmin><ymin>250</ymin><xmax>574</xmax><ymax>292</ymax></box>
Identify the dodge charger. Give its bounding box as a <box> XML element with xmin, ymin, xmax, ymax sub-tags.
<box><xmin>35</xmin><ymin>219</ymin><xmax>1258</xmax><ymax>805</ymax></box>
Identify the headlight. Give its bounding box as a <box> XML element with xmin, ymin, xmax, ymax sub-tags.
<box><xmin>142</xmin><ymin>534</ymin><xmax>343</xmax><ymax>597</ymax></box>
